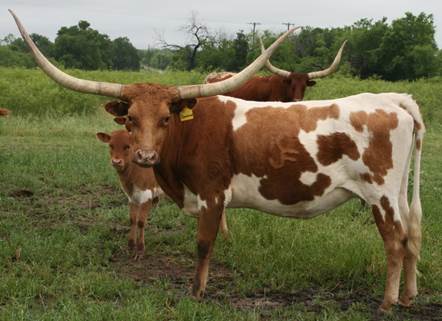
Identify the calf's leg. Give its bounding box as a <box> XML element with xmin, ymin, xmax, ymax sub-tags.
<box><xmin>128</xmin><ymin>203</ymin><xmax>138</xmax><ymax>254</ymax></box>
<box><xmin>134</xmin><ymin>201</ymin><xmax>152</xmax><ymax>260</ymax></box>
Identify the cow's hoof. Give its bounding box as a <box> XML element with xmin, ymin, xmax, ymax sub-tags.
<box><xmin>398</xmin><ymin>296</ymin><xmax>413</xmax><ymax>307</ymax></box>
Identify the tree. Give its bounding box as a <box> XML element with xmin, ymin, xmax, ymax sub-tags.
<box><xmin>54</xmin><ymin>21</ymin><xmax>113</xmax><ymax>70</ymax></box>
<box><xmin>230</xmin><ymin>30</ymin><xmax>248</xmax><ymax>71</ymax></box>
<box><xmin>160</xmin><ymin>11</ymin><xmax>209</xmax><ymax>70</ymax></box>
<box><xmin>111</xmin><ymin>37</ymin><xmax>140</xmax><ymax>70</ymax></box>
<box><xmin>379</xmin><ymin>12</ymin><xmax>438</xmax><ymax>80</ymax></box>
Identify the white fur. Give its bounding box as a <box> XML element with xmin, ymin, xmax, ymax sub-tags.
<box><xmin>183</xmin><ymin>185</ymin><xmax>208</xmax><ymax>215</ymax></box>
<box><xmin>127</xmin><ymin>186</ymin><xmax>163</xmax><ymax>205</ymax></box>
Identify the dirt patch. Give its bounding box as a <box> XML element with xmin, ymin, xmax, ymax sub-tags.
<box><xmin>8</xmin><ymin>189</ymin><xmax>34</xmax><ymax>198</ymax></box>
<box><xmin>111</xmin><ymin>247</ymin><xmax>233</xmax><ymax>294</ymax></box>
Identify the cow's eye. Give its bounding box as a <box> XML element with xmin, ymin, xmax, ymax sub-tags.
<box><xmin>124</xmin><ymin>145</ymin><xmax>130</xmax><ymax>150</ymax></box>
<box><xmin>159</xmin><ymin>116</ymin><xmax>170</xmax><ymax>127</ymax></box>
<box><xmin>109</xmin><ymin>144</ymin><xmax>114</xmax><ymax>149</ymax></box>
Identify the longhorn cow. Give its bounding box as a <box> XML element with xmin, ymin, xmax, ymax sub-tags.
<box><xmin>205</xmin><ymin>37</ymin><xmax>346</xmax><ymax>102</ymax></box>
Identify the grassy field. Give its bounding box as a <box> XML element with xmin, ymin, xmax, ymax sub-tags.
<box><xmin>0</xmin><ymin>68</ymin><xmax>442</xmax><ymax>320</ymax></box>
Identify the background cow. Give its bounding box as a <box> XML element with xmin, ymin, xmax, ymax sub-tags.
<box><xmin>0</xmin><ymin>108</ymin><xmax>10</xmax><ymax>116</ymax></box>
<box><xmin>13</xmin><ymin>10</ymin><xmax>424</xmax><ymax>312</ymax></box>
<box><xmin>204</xmin><ymin>39</ymin><xmax>346</xmax><ymax>102</ymax></box>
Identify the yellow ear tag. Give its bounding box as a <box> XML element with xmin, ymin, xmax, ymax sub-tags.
<box><xmin>179</xmin><ymin>106</ymin><xmax>194</xmax><ymax>122</ymax></box>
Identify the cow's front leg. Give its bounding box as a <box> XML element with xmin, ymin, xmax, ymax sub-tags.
<box><xmin>192</xmin><ymin>203</ymin><xmax>224</xmax><ymax>299</ymax></box>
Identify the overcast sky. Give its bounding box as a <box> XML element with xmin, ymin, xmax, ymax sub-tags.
<box><xmin>1</xmin><ymin>0</ymin><xmax>441</xmax><ymax>49</ymax></box>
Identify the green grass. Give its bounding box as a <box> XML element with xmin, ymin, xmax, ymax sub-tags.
<box><xmin>1</xmin><ymin>70</ymin><xmax>442</xmax><ymax>320</ymax></box>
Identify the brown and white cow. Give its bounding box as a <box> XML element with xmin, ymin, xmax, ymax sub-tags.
<box><xmin>13</xmin><ymin>10</ymin><xmax>424</xmax><ymax>312</ymax></box>
<box><xmin>0</xmin><ymin>108</ymin><xmax>10</xmax><ymax>116</ymax></box>
<box><xmin>204</xmin><ymin>39</ymin><xmax>346</xmax><ymax>102</ymax></box>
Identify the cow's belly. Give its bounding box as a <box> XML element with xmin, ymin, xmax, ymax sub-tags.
<box><xmin>226</xmin><ymin>173</ymin><xmax>354</xmax><ymax>218</ymax></box>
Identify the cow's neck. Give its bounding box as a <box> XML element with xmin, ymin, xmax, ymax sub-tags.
<box><xmin>153</xmin><ymin>115</ymin><xmax>186</xmax><ymax>207</ymax></box>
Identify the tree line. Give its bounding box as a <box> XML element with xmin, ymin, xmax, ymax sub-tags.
<box><xmin>1</xmin><ymin>12</ymin><xmax>441</xmax><ymax>81</ymax></box>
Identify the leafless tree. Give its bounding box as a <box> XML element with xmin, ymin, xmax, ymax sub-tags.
<box><xmin>159</xmin><ymin>11</ymin><xmax>209</xmax><ymax>70</ymax></box>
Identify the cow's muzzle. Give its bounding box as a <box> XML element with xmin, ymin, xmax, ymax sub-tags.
<box><xmin>133</xmin><ymin>149</ymin><xmax>159</xmax><ymax>167</ymax></box>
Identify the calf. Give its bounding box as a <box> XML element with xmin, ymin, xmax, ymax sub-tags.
<box><xmin>96</xmin><ymin>130</ymin><xmax>163</xmax><ymax>260</ymax></box>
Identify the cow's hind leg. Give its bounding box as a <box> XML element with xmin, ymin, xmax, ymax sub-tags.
<box><xmin>192</xmin><ymin>203</ymin><xmax>223</xmax><ymax>299</ymax></box>
<box><xmin>371</xmin><ymin>196</ymin><xmax>407</xmax><ymax>312</ymax></box>
<box><xmin>399</xmin><ymin>199</ymin><xmax>422</xmax><ymax>307</ymax></box>
<box><xmin>219</xmin><ymin>210</ymin><xmax>229</xmax><ymax>240</ymax></box>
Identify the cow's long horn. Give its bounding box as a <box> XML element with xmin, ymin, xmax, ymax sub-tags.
<box><xmin>259</xmin><ymin>36</ymin><xmax>291</xmax><ymax>78</ymax></box>
<box><xmin>9</xmin><ymin>10</ymin><xmax>123</xmax><ymax>98</ymax></box>
<box><xmin>176</xmin><ymin>27</ymin><xmax>300</xmax><ymax>99</ymax></box>
<box><xmin>307</xmin><ymin>40</ymin><xmax>347</xmax><ymax>79</ymax></box>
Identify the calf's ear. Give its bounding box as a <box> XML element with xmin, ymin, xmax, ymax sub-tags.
<box><xmin>96</xmin><ymin>132</ymin><xmax>111</xmax><ymax>143</ymax></box>
<box><xmin>105</xmin><ymin>101</ymin><xmax>129</xmax><ymax>116</ymax></box>
<box><xmin>170</xmin><ymin>98</ymin><xmax>197</xmax><ymax>114</ymax></box>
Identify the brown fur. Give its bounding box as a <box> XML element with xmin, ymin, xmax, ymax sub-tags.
<box><xmin>233</xmin><ymin>104</ymin><xmax>339</xmax><ymax>205</ymax></box>
<box><xmin>0</xmin><ymin>108</ymin><xmax>10</xmax><ymax>116</ymax></box>
<box><xmin>206</xmin><ymin>73</ymin><xmax>316</xmax><ymax>102</ymax></box>
<box><xmin>316</xmin><ymin>132</ymin><xmax>360</xmax><ymax>165</ymax></box>
<box><xmin>350</xmin><ymin>109</ymin><xmax>398</xmax><ymax>185</ymax></box>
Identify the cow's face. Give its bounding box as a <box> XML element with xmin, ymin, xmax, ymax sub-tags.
<box><xmin>287</xmin><ymin>73</ymin><xmax>316</xmax><ymax>101</ymax></box>
<box><xmin>96</xmin><ymin>130</ymin><xmax>132</xmax><ymax>172</ymax></box>
<box><xmin>105</xmin><ymin>91</ymin><xmax>196</xmax><ymax>167</ymax></box>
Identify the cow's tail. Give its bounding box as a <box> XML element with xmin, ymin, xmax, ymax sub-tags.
<box><xmin>400</xmin><ymin>95</ymin><xmax>425</xmax><ymax>259</ymax></box>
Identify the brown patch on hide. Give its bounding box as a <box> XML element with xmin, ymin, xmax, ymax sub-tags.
<box><xmin>233</xmin><ymin>104</ymin><xmax>339</xmax><ymax>205</ymax></box>
<box><xmin>350</xmin><ymin>109</ymin><xmax>398</xmax><ymax>185</ymax></box>
<box><xmin>316</xmin><ymin>132</ymin><xmax>360</xmax><ymax>166</ymax></box>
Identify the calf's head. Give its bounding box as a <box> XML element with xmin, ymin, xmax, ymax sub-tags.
<box><xmin>96</xmin><ymin>130</ymin><xmax>132</xmax><ymax>172</ymax></box>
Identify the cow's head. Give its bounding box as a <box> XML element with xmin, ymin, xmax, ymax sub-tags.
<box><xmin>260</xmin><ymin>37</ymin><xmax>346</xmax><ymax>101</ymax></box>
<box><xmin>284</xmin><ymin>73</ymin><xmax>316</xmax><ymax>101</ymax></box>
<box><xmin>96</xmin><ymin>130</ymin><xmax>132</xmax><ymax>172</ymax></box>
<box><xmin>104</xmin><ymin>92</ymin><xmax>197</xmax><ymax>167</ymax></box>
<box><xmin>10</xmin><ymin>9</ymin><xmax>297</xmax><ymax>167</ymax></box>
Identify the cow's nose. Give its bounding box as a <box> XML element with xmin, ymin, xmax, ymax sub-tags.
<box><xmin>134</xmin><ymin>149</ymin><xmax>159</xmax><ymax>167</ymax></box>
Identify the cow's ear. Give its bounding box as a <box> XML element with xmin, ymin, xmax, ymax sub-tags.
<box><xmin>170</xmin><ymin>98</ymin><xmax>197</xmax><ymax>114</ymax></box>
<box><xmin>105</xmin><ymin>100</ymin><xmax>129</xmax><ymax>116</ymax></box>
<box><xmin>113</xmin><ymin>117</ymin><xmax>126</xmax><ymax>125</ymax></box>
<box><xmin>96</xmin><ymin>132</ymin><xmax>111</xmax><ymax>143</ymax></box>
<box><xmin>307</xmin><ymin>80</ymin><xmax>316</xmax><ymax>87</ymax></box>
